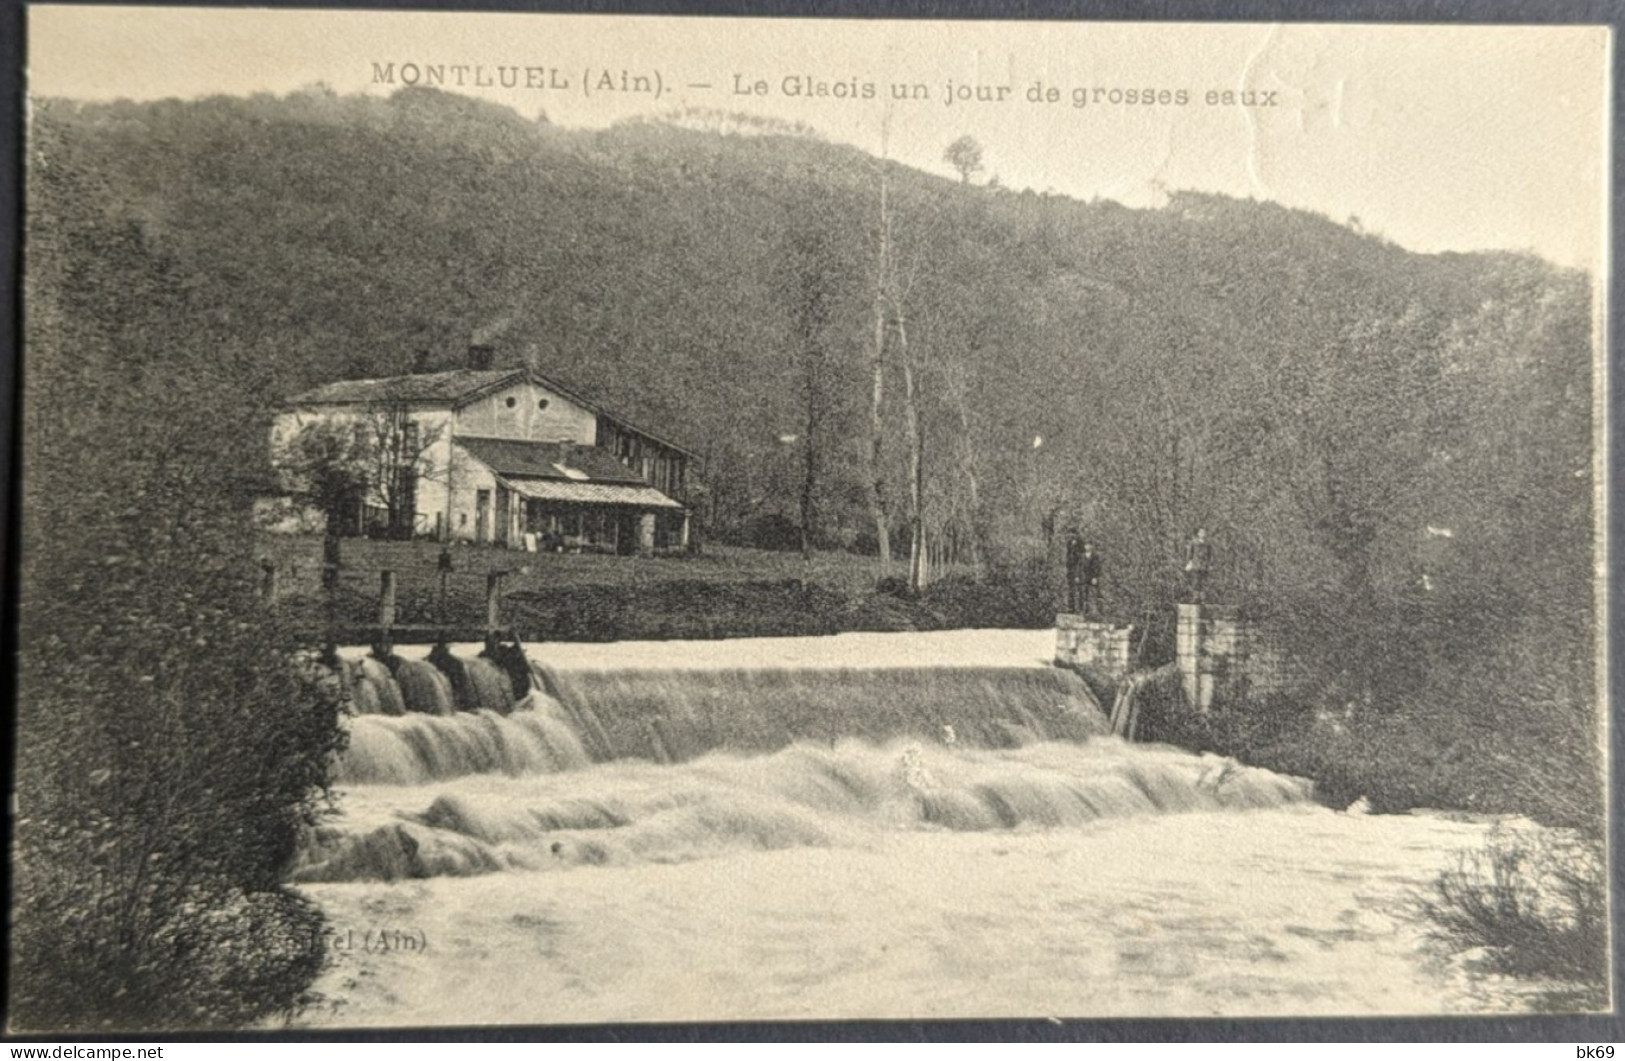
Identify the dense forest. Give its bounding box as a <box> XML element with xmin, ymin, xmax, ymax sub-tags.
<box><xmin>16</xmin><ymin>85</ymin><xmax>1599</xmax><ymax>1024</ymax></box>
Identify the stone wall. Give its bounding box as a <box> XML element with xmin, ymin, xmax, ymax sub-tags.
<box><xmin>1054</xmin><ymin>614</ymin><xmax>1136</xmax><ymax>684</ymax></box>
<box><xmin>1175</xmin><ymin>603</ymin><xmax>1292</xmax><ymax>711</ymax></box>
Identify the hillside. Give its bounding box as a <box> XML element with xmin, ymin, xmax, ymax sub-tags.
<box><xmin>25</xmin><ymin>85</ymin><xmax>1598</xmax><ymax>821</ymax></box>
<box><xmin>16</xmin><ymin>81</ymin><xmax>1605</xmax><ymax>1031</ymax></box>
<box><xmin>29</xmin><ymin>87</ymin><xmax>1586</xmax><ymax>550</ymax></box>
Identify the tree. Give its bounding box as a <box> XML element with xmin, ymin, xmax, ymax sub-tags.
<box><xmin>935</xmin><ymin>353</ymin><xmax>987</xmax><ymax>574</ymax></box>
<box><xmin>943</xmin><ymin>135</ymin><xmax>985</xmax><ymax>185</ymax></box>
<box><xmin>877</xmin><ymin>207</ymin><xmax>938</xmax><ymax>594</ymax></box>
<box><xmin>896</xmin><ymin>283</ymin><xmax>928</xmax><ymax>593</ymax></box>
<box><xmin>866</xmin><ymin>162</ymin><xmax>897</xmax><ymax>565</ymax></box>
<box><xmin>16</xmin><ymin>117</ymin><xmax>346</xmax><ymax>1030</ymax></box>
<box><xmin>274</xmin><ymin>390</ymin><xmax>448</xmax><ymax>543</ymax></box>
<box><xmin>785</xmin><ymin>222</ymin><xmax>839</xmax><ymax>562</ymax></box>
<box><xmin>359</xmin><ymin>396</ymin><xmax>447</xmax><ymax>539</ymax></box>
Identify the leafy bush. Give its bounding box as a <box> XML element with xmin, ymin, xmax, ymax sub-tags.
<box><xmin>921</xmin><ymin>562</ymin><xmax>1054</xmax><ymax>629</ymax></box>
<box><xmin>14</xmin><ymin>524</ymin><xmax>348</xmax><ymax>1032</ymax></box>
<box><xmin>1415</xmin><ymin>829</ymin><xmax>1607</xmax><ymax>1004</ymax></box>
<box><xmin>13</xmin><ymin>457</ymin><xmax>349</xmax><ymax>1032</ymax></box>
<box><xmin>14</xmin><ymin>115</ymin><xmax>348</xmax><ymax>1031</ymax></box>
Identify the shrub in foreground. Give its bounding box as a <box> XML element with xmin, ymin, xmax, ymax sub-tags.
<box><xmin>1415</xmin><ymin>828</ymin><xmax>1607</xmax><ymax>1006</ymax></box>
<box><xmin>16</xmin><ymin>128</ymin><xmax>349</xmax><ymax>1029</ymax></box>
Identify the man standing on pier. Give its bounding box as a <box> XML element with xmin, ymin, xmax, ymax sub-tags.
<box><xmin>1065</xmin><ymin>530</ymin><xmax>1085</xmax><ymax>613</ymax></box>
<box><xmin>1184</xmin><ymin>527</ymin><xmax>1212</xmax><ymax>603</ymax></box>
<box><xmin>1079</xmin><ymin>541</ymin><xmax>1103</xmax><ymax>618</ymax></box>
<box><xmin>1064</xmin><ymin>532</ymin><xmax>1104</xmax><ymax>617</ymax></box>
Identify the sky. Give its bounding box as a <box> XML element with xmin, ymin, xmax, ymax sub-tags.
<box><xmin>27</xmin><ymin>7</ymin><xmax>1613</xmax><ymax>272</ymax></box>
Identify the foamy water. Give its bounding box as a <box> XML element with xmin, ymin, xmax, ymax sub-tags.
<box><xmin>296</xmin><ymin>800</ymin><xmax>1547</xmax><ymax>1024</ymax></box>
<box><xmin>296</xmin><ymin>632</ymin><xmax>1565</xmax><ymax>1025</ymax></box>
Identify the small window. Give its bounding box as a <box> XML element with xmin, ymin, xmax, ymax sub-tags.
<box><xmin>505</xmin><ymin>397</ymin><xmax>517</xmax><ymax>409</ymax></box>
<box><xmin>538</xmin><ymin>399</ymin><xmax>550</xmax><ymax>410</ymax></box>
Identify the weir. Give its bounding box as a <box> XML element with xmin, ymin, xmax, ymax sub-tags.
<box><xmin>332</xmin><ymin>632</ymin><xmax>1110</xmax><ymax>784</ymax></box>
<box><xmin>331</xmin><ymin>606</ymin><xmax>1298</xmax><ymax>787</ymax></box>
<box><xmin>301</xmin><ymin>630</ymin><xmax>1316</xmax><ymax>884</ymax></box>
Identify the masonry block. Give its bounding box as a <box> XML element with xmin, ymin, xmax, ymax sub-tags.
<box><xmin>1054</xmin><ymin>614</ymin><xmax>1136</xmax><ymax>683</ymax></box>
<box><xmin>1176</xmin><ymin>603</ymin><xmax>1292</xmax><ymax>711</ymax></box>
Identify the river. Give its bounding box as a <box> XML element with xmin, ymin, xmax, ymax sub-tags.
<box><xmin>290</xmin><ymin>631</ymin><xmax>1561</xmax><ymax>1026</ymax></box>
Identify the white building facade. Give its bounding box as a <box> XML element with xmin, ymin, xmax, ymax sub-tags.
<box><xmin>270</xmin><ymin>363</ymin><xmax>693</xmax><ymax>553</ymax></box>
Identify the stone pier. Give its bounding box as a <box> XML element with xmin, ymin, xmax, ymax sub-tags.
<box><xmin>1175</xmin><ymin>603</ymin><xmax>1289</xmax><ymax>711</ymax></box>
<box><xmin>1053</xmin><ymin>614</ymin><xmax>1136</xmax><ymax>685</ymax></box>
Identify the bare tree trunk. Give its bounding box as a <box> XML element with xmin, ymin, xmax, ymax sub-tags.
<box><xmin>940</xmin><ymin>358</ymin><xmax>985</xmax><ymax>574</ymax></box>
<box><xmin>792</xmin><ymin>240</ymin><xmax>829</xmax><ymax>567</ymax></box>
<box><xmin>799</xmin><ymin>434</ymin><xmax>816</xmax><ymax>563</ymax></box>
<box><xmin>868</xmin><ymin>173</ymin><xmax>893</xmax><ymax>566</ymax></box>
<box><xmin>898</xmin><ymin>313</ymin><xmax>926</xmax><ymax>594</ymax></box>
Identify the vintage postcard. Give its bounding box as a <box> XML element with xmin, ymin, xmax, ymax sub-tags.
<box><xmin>12</xmin><ymin>5</ymin><xmax>1612</xmax><ymax>1034</ymax></box>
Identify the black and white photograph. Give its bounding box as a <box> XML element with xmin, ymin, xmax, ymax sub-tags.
<box><xmin>10</xmin><ymin>6</ymin><xmax>1614</xmax><ymax>1033</ymax></box>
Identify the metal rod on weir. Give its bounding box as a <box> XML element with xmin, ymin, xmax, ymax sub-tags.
<box><xmin>377</xmin><ymin>569</ymin><xmax>397</xmax><ymax>658</ymax></box>
<box><xmin>485</xmin><ymin>571</ymin><xmax>505</xmax><ymax>652</ymax></box>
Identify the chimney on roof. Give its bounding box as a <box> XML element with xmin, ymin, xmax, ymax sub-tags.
<box><xmin>467</xmin><ymin>344</ymin><xmax>496</xmax><ymax>371</ymax></box>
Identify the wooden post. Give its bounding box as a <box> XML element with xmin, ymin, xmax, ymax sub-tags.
<box><xmin>485</xmin><ymin>571</ymin><xmax>505</xmax><ymax>650</ymax></box>
<box><xmin>637</xmin><ymin>512</ymin><xmax>656</xmax><ymax>556</ymax></box>
<box><xmin>378</xmin><ymin>570</ymin><xmax>397</xmax><ymax>657</ymax></box>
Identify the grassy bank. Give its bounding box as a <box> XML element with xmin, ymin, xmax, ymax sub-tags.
<box><xmin>1145</xmin><ymin>691</ymin><xmax>1602</xmax><ymax>829</ymax></box>
<box><xmin>266</xmin><ymin>536</ymin><xmax>1059</xmax><ymax>640</ymax></box>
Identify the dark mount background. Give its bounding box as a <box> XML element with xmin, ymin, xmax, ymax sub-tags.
<box><xmin>26</xmin><ymin>80</ymin><xmax>1598</xmax><ymax>780</ymax></box>
<box><xmin>27</xmin><ymin>85</ymin><xmax>1593</xmax><ymax>545</ymax></box>
<box><xmin>13</xmin><ymin>75</ymin><xmax>1607</xmax><ymax>1031</ymax></box>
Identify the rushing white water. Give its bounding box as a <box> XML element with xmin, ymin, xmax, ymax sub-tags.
<box><xmin>300</xmin><ymin>738</ymin><xmax>1308</xmax><ymax>882</ymax></box>
<box><xmin>297</xmin><ymin>632</ymin><xmax>1566</xmax><ymax>1025</ymax></box>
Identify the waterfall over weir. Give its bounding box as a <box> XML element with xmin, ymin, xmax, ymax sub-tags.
<box><xmin>343</xmin><ymin>649</ymin><xmax>521</xmax><ymax>718</ymax></box>
<box><xmin>293</xmin><ymin>632</ymin><xmax>1548</xmax><ymax>1024</ymax></box>
<box><xmin>298</xmin><ymin>736</ymin><xmax>1310</xmax><ymax>883</ymax></box>
<box><xmin>335</xmin><ymin>637</ymin><xmax>1112</xmax><ymax>785</ymax></box>
<box><xmin>543</xmin><ymin>666</ymin><xmax>1109</xmax><ymax>764</ymax></box>
<box><xmin>302</xmin><ymin>634</ymin><xmax>1316</xmax><ymax>885</ymax></box>
<box><xmin>336</xmin><ymin>697</ymin><xmax>592</xmax><ymax>785</ymax></box>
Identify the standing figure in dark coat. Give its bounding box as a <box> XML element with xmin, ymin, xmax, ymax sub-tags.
<box><xmin>1184</xmin><ymin>527</ymin><xmax>1213</xmax><ymax>603</ymax></box>
<box><xmin>1064</xmin><ymin>530</ymin><xmax>1085</xmax><ymax>613</ymax></box>
<box><xmin>1079</xmin><ymin>542</ymin><xmax>1103</xmax><ymax>618</ymax></box>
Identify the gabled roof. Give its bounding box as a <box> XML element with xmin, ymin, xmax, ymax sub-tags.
<box><xmin>593</xmin><ymin>409</ymin><xmax>701</xmax><ymax>458</ymax></box>
<box><xmin>455</xmin><ymin>436</ymin><xmax>651</xmax><ymax>485</ymax></box>
<box><xmin>284</xmin><ymin>368</ymin><xmax>699</xmax><ymax>457</ymax></box>
<box><xmin>286</xmin><ymin>369</ymin><xmax>525</xmax><ymax>408</ymax></box>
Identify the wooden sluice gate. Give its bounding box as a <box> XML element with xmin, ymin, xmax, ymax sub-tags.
<box><xmin>1106</xmin><ymin>664</ymin><xmax>1182</xmax><ymax>741</ymax></box>
<box><xmin>326</xmin><ymin>568</ymin><xmax>534</xmax><ymax>710</ymax></box>
<box><xmin>321</xmin><ymin>568</ymin><xmax>517</xmax><ymax>655</ymax></box>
